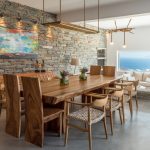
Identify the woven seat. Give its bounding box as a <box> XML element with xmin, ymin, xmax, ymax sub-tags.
<box><xmin>106</xmin><ymin>100</ymin><xmax>120</xmax><ymax>111</ymax></box>
<box><xmin>64</xmin><ymin>95</ymin><xmax>108</xmax><ymax>150</ymax></box>
<box><xmin>115</xmin><ymin>79</ymin><xmax>139</xmax><ymax>117</ymax></box>
<box><xmin>68</xmin><ymin>107</ymin><xmax>104</xmax><ymax>124</ymax></box>
<box><xmin>124</xmin><ymin>89</ymin><xmax>137</xmax><ymax>97</ymax></box>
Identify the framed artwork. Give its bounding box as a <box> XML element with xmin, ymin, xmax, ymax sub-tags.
<box><xmin>0</xmin><ymin>26</ymin><xmax>38</xmax><ymax>59</ymax></box>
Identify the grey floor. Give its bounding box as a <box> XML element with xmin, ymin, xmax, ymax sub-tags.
<box><xmin>1</xmin><ymin>99</ymin><xmax>150</xmax><ymax>150</ymax></box>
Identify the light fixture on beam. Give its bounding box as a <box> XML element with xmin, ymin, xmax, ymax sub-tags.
<box><xmin>108</xmin><ymin>19</ymin><xmax>133</xmax><ymax>48</ymax></box>
<box><xmin>42</xmin><ymin>0</ymin><xmax>100</xmax><ymax>34</ymax></box>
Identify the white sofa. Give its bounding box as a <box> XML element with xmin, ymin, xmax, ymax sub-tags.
<box><xmin>122</xmin><ymin>71</ymin><xmax>150</xmax><ymax>88</ymax></box>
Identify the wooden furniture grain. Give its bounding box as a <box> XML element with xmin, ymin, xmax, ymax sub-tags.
<box><xmin>17</xmin><ymin>71</ymin><xmax>56</xmax><ymax>80</ymax></box>
<box><xmin>3</xmin><ymin>74</ymin><xmax>24</xmax><ymax>138</ymax></box>
<box><xmin>64</xmin><ymin>94</ymin><xmax>108</xmax><ymax>150</ymax></box>
<box><xmin>104</xmin><ymin>87</ymin><xmax>124</xmax><ymax>134</ymax></box>
<box><xmin>115</xmin><ymin>82</ymin><xmax>134</xmax><ymax>119</ymax></box>
<box><xmin>122</xmin><ymin>80</ymin><xmax>139</xmax><ymax>111</ymax></box>
<box><xmin>103</xmin><ymin>66</ymin><xmax>116</xmax><ymax>77</ymax></box>
<box><xmin>90</xmin><ymin>65</ymin><xmax>101</xmax><ymax>75</ymax></box>
<box><xmin>21</xmin><ymin>77</ymin><xmax>64</xmax><ymax>147</ymax></box>
<box><xmin>35</xmin><ymin>75</ymin><xmax>121</xmax><ymax>105</ymax></box>
<box><xmin>0</xmin><ymin>75</ymin><xmax>6</xmax><ymax>114</ymax></box>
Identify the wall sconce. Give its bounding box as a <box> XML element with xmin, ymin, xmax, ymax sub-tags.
<box><xmin>0</xmin><ymin>13</ymin><xmax>4</xmax><ymax>19</ymax></box>
<box><xmin>110</xmin><ymin>32</ymin><xmax>114</xmax><ymax>45</ymax></box>
<box><xmin>47</xmin><ymin>26</ymin><xmax>52</xmax><ymax>38</ymax></box>
<box><xmin>16</xmin><ymin>17</ymin><xmax>22</xmax><ymax>30</ymax></box>
<box><xmin>0</xmin><ymin>13</ymin><xmax>5</xmax><ymax>27</ymax></box>
<box><xmin>33</xmin><ymin>21</ymin><xmax>38</xmax><ymax>33</ymax></box>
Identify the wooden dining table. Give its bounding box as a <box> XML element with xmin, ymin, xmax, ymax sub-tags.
<box><xmin>39</xmin><ymin>74</ymin><xmax>122</xmax><ymax>104</ymax></box>
<box><xmin>19</xmin><ymin>73</ymin><xmax>122</xmax><ymax>135</ymax></box>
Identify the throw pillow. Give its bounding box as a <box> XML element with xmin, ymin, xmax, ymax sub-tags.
<box><xmin>128</xmin><ymin>76</ymin><xmax>135</xmax><ymax>81</ymax></box>
<box><xmin>143</xmin><ymin>72</ymin><xmax>150</xmax><ymax>81</ymax></box>
<box><xmin>133</xmin><ymin>72</ymin><xmax>143</xmax><ymax>81</ymax></box>
<box><xmin>145</xmin><ymin>77</ymin><xmax>150</xmax><ymax>82</ymax></box>
<box><xmin>123</xmin><ymin>73</ymin><xmax>132</xmax><ymax>80</ymax></box>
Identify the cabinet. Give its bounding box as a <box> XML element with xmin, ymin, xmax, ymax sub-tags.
<box><xmin>97</xmin><ymin>48</ymin><xmax>106</xmax><ymax>66</ymax></box>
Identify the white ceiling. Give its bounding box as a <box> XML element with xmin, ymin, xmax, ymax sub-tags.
<box><xmin>87</xmin><ymin>14</ymin><xmax>150</xmax><ymax>29</ymax></box>
<box><xmin>9</xmin><ymin>0</ymin><xmax>132</xmax><ymax>14</ymax></box>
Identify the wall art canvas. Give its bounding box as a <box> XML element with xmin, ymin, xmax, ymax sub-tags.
<box><xmin>0</xmin><ymin>26</ymin><xmax>38</xmax><ymax>59</ymax></box>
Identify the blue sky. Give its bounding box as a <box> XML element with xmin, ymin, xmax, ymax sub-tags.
<box><xmin>120</xmin><ymin>51</ymin><xmax>150</xmax><ymax>59</ymax></box>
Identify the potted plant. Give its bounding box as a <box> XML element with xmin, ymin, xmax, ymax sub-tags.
<box><xmin>79</xmin><ymin>67</ymin><xmax>88</xmax><ymax>80</ymax></box>
<box><xmin>60</xmin><ymin>70</ymin><xmax>69</xmax><ymax>85</ymax></box>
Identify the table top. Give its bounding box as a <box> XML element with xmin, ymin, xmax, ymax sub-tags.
<box><xmin>40</xmin><ymin>75</ymin><xmax>121</xmax><ymax>104</ymax></box>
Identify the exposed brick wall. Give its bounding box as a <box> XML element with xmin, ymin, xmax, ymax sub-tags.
<box><xmin>0</xmin><ymin>0</ymin><xmax>106</xmax><ymax>74</ymax></box>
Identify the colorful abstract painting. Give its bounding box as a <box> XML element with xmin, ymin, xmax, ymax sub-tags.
<box><xmin>0</xmin><ymin>26</ymin><xmax>38</xmax><ymax>59</ymax></box>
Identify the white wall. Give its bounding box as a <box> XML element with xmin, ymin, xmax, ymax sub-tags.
<box><xmin>106</xmin><ymin>26</ymin><xmax>150</xmax><ymax>68</ymax></box>
<box><xmin>63</xmin><ymin>0</ymin><xmax>150</xmax><ymax>22</ymax></box>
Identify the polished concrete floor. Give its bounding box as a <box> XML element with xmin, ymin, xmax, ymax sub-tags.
<box><xmin>0</xmin><ymin>99</ymin><xmax>150</xmax><ymax>150</ymax></box>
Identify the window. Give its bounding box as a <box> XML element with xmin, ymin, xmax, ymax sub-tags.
<box><xmin>118</xmin><ymin>51</ymin><xmax>150</xmax><ymax>71</ymax></box>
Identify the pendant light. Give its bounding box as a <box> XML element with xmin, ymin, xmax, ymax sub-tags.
<box><xmin>110</xmin><ymin>32</ymin><xmax>114</xmax><ymax>45</ymax></box>
<box><xmin>122</xmin><ymin>31</ymin><xmax>127</xmax><ymax>48</ymax></box>
<box><xmin>42</xmin><ymin>0</ymin><xmax>100</xmax><ymax>34</ymax></box>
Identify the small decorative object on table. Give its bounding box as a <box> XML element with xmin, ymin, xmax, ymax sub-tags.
<box><xmin>79</xmin><ymin>67</ymin><xmax>88</xmax><ymax>80</ymax></box>
<box><xmin>34</xmin><ymin>59</ymin><xmax>46</xmax><ymax>72</ymax></box>
<box><xmin>60</xmin><ymin>70</ymin><xmax>69</xmax><ymax>85</ymax></box>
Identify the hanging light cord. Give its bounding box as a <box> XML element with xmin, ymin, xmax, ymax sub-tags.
<box><xmin>42</xmin><ymin>0</ymin><xmax>45</xmax><ymax>24</ymax></box>
<box><xmin>60</xmin><ymin>0</ymin><xmax>62</xmax><ymax>21</ymax></box>
<box><xmin>98</xmin><ymin>0</ymin><xmax>100</xmax><ymax>32</ymax></box>
<box><xmin>124</xmin><ymin>31</ymin><xmax>126</xmax><ymax>45</ymax></box>
<box><xmin>84</xmin><ymin>0</ymin><xmax>86</xmax><ymax>28</ymax></box>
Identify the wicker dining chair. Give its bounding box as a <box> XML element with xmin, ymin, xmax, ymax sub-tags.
<box><xmin>122</xmin><ymin>80</ymin><xmax>139</xmax><ymax>111</ymax></box>
<box><xmin>114</xmin><ymin>81</ymin><xmax>135</xmax><ymax>117</ymax></box>
<box><xmin>103</xmin><ymin>87</ymin><xmax>124</xmax><ymax>134</ymax></box>
<box><xmin>64</xmin><ymin>94</ymin><xmax>108</xmax><ymax>150</ymax></box>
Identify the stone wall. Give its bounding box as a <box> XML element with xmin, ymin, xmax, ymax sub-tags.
<box><xmin>0</xmin><ymin>0</ymin><xmax>106</xmax><ymax>74</ymax></box>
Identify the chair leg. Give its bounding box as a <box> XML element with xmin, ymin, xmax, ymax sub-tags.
<box><xmin>129</xmin><ymin>99</ymin><xmax>133</xmax><ymax>117</ymax></box>
<box><xmin>59</xmin><ymin>113</ymin><xmax>62</xmax><ymax>137</ymax></box>
<box><xmin>135</xmin><ymin>95</ymin><xmax>138</xmax><ymax>111</ymax></box>
<box><xmin>121</xmin><ymin>101</ymin><xmax>125</xmax><ymax>123</ymax></box>
<box><xmin>64</xmin><ymin>120</ymin><xmax>69</xmax><ymax>146</ymax></box>
<box><xmin>0</xmin><ymin>103</ymin><xmax>2</xmax><ymax>116</ymax></box>
<box><xmin>109</xmin><ymin>111</ymin><xmax>113</xmax><ymax>135</ymax></box>
<box><xmin>119</xmin><ymin>108</ymin><xmax>123</xmax><ymax>125</ymax></box>
<box><xmin>103</xmin><ymin>116</ymin><xmax>108</xmax><ymax>139</ymax></box>
<box><xmin>88</xmin><ymin>125</ymin><xmax>92</xmax><ymax>150</ymax></box>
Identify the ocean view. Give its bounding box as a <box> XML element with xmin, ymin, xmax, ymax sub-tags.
<box><xmin>120</xmin><ymin>58</ymin><xmax>150</xmax><ymax>70</ymax></box>
<box><xmin>119</xmin><ymin>51</ymin><xmax>150</xmax><ymax>71</ymax></box>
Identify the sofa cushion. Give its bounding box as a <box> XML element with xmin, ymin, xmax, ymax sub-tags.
<box><xmin>143</xmin><ymin>72</ymin><xmax>150</xmax><ymax>81</ymax></box>
<box><xmin>133</xmin><ymin>72</ymin><xmax>143</xmax><ymax>81</ymax></box>
<box><xmin>123</xmin><ymin>73</ymin><xmax>133</xmax><ymax>80</ymax></box>
<box><xmin>139</xmin><ymin>81</ymin><xmax>150</xmax><ymax>87</ymax></box>
<box><xmin>128</xmin><ymin>76</ymin><xmax>135</xmax><ymax>81</ymax></box>
<box><xmin>145</xmin><ymin>77</ymin><xmax>150</xmax><ymax>82</ymax></box>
